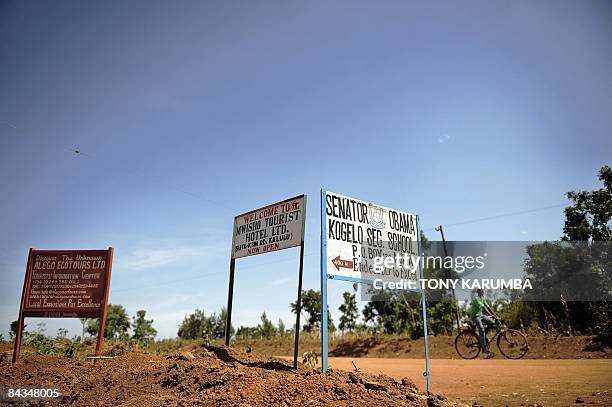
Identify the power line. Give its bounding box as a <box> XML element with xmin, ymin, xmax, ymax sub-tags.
<box><xmin>112</xmin><ymin>270</ymin><xmax>227</xmax><ymax>292</ymax></box>
<box><xmin>0</xmin><ymin>121</ymin><xmax>18</xmax><ymax>130</ymax></box>
<box><xmin>4</xmin><ymin>122</ymin><xmax>573</xmax><ymax>288</ymax></box>
<box><xmin>69</xmin><ymin>147</ymin><xmax>568</xmax><ymax>234</ymax></box>
<box><xmin>111</xmin><ymin>251</ymin><xmax>318</xmax><ymax>293</ymax></box>
<box><xmin>71</xmin><ymin>149</ymin><xmax>239</xmax><ymax>213</ymax></box>
<box><xmin>6</xmin><ymin>122</ymin><xmax>236</xmax><ymax>211</ymax></box>
<box><xmin>422</xmin><ymin>203</ymin><xmax>567</xmax><ymax>231</ymax></box>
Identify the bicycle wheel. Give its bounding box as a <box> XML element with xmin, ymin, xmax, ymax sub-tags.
<box><xmin>497</xmin><ymin>329</ymin><xmax>529</xmax><ymax>359</ymax></box>
<box><xmin>455</xmin><ymin>330</ymin><xmax>481</xmax><ymax>359</ymax></box>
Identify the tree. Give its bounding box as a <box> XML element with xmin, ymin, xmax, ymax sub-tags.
<box><xmin>177</xmin><ymin>308</ymin><xmax>233</xmax><ymax>340</ymax></box>
<box><xmin>277</xmin><ymin>319</ymin><xmax>286</xmax><ymax>336</ymax></box>
<box><xmin>362</xmin><ymin>293</ymin><xmax>418</xmax><ymax>336</ymax></box>
<box><xmin>427</xmin><ymin>301</ymin><xmax>459</xmax><ymax>336</ymax></box>
<box><xmin>338</xmin><ymin>292</ymin><xmax>358</xmax><ymax>333</ymax></box>
<box><xmin>563</xmin><ymin>165</ymin><xmax>611</xmax><ymax>241</ymax></box>
<box><xmin>291</xmin><ymin>289</ymin><xmax>334</xmax><ymax>332</ymax></box>
<box><xmin>235</xmin><ymin>326</ymin><xmax>261</xmax><ymax>339</ymax></box>
<box><xmin>132</xmin><ymin>310</ymin><xmax>157</xmax><ymax>341</ymax></box>
<box><xmin>258</xmin><ymin>312</ymin><xmax>277</xmax><ymax>339</ymax></box>
<box><xmin>35</xmin><ymin>322</ymin><xmax>46</xmax><ymax>334</ymax></box>
<box><xmin>360</xmin><ymin>231</ymin><xmax>447</xmax><ymax>338</ymax></box>
<box><xmin>177</xmin><ymin>309</ymin><xmax>213</xmax><ymax>340</ymax></box>
<box><xmin>211</xmin><ymin>307</ymin><xmax>234</xmax><ymax>339</ymax></box>
<box><xmin>79</xmin><ymin>318</ymin><xmax>88</xmax><ymax>339</ymax></box>
<box><xmin>9</xmin><ymin>320</ymin><xmax>24</xmax><ymax>341</ymax></box>
<box><xmin>86</xmin><ymin>304</ymin><xmax>131</xmax><ymax>339</ymax></box>
<box><xmin>56</xmin><ymin>328</ymin><xmax>69</xmax><ymax>338</ymax></box>
<box><xmin>521</xmin><ymin>165</ymin><xmax>612</xmax><ymax>343</ymax></box>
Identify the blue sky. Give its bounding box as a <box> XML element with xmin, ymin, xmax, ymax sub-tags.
<box><xmin>1</xmin><ymin>0</ymin><xmax>610</xmax><ymax>339</ymax></box>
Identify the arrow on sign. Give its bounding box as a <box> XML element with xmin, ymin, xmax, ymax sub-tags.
<box><xmin>332</xmin><ymin>255</ymin><xmax>354</xmax><ymax>272</ymax></box>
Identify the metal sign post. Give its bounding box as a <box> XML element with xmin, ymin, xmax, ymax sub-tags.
<box><xmin>292</xmin><ymin>238</ymin><xmax>306</xmax><ymax>368</ymax></box>
<box><xmin>225</xmin><ymin>195</ymin><xmax>307</xmax><ymax>369</ymax></box>
<box><xmin>320</xmin><ymin>189</ymin><xmax>328</xmax><ymax>372</ymax></box>
<box><xmin>417</xmin><ymin>216</ymin><xmax>431</xmax><ymax>394</ymax></box>
<box><xmin>319</xmin><ymin>189</ymin><xmax>432</xmax><ymax>394</ymax></box>
<box><xmin>224</xmin><ymin>258</ymin><xmax>236</xmax><ymax>346</ymax></box>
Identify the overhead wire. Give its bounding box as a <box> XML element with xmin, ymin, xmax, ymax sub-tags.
<box><xmin>3</xmin><ymin>123</ymin><xmax>570</xmax><ymax>292</ymax></box>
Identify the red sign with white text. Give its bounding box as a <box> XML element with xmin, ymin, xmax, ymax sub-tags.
<box><xmin>23</xmin><ymin>249</ymin><xmax>113</xmax><ymax>318</ymax></box>
<box><xmin>13</xmin><ymin>248</ymin><xmax>113</xmax><ymax>362</ymax></box>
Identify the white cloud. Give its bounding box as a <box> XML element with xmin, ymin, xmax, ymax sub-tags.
<box><xmin>115</xmin><ymin>240</ymin><xmax>227</xmax><ymax>272</ymax></box>
<box><xmin>118</xmin><ymin>247</ymin><xmax>202</xmax><ymax>271</ymax></box>
<box><xmin>437</xmin><ymin>133</ymin><xmax>453</xmax><ymax>144</ymax></box>
<box><xmin>269</xmin><ymin>276</ymin><xmax>292</xmax><ymax>287</ymax></box>
<box><xmin>235</xmin><ymin>307</ymin><xmax>264</xmax><ymax>327</ymax></box>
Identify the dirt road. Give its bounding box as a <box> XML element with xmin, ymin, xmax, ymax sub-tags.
<box><xmin>324</xmin><ymin>358</ymin><xmax>612</xmax><ymax>406</ymax></box>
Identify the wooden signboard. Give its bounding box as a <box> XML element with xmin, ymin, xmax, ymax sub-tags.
<box><xmin>12</xmin><ymin>248</ymin><xmax>114</xmax><ymax>363</ymax></box>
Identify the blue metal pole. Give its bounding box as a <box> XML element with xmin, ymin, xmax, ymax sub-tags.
<box><xmin>417</xmin><ymin>214</ymin><xmax>431</xmax><ymax>394</ymax></box>
<box><xmin>320</xmin><ymin>188</ymin><xmax>328</xmax><ymax>372</ymax></box>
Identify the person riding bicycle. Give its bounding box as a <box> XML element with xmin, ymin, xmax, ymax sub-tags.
<box><xmin>470</xmin><ymin>288</ymin><xmax>498</xmax><ymax>358</ymax></box>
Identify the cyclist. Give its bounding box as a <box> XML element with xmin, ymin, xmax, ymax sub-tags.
<box><xmin>470</xmin><ymin>288</ymin><xmax>497</xmax><ymax>358</ymax></box>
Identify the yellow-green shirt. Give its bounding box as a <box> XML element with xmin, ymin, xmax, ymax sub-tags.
<box><xmin>470</xmin><ymin>298</ymin><xmax>489</xmax><ymax>318</ymax></box>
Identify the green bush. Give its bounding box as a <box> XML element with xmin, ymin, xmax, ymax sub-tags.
<box><xmin>24</xmin><ymin>333</ymin><xmax>85</xmax><ymax>357</ymax></box>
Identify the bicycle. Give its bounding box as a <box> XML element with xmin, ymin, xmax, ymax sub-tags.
<box><xmin>454</xmin><ymin>317</ymin><xmax>529</xmax><ymax>359</ymax></box>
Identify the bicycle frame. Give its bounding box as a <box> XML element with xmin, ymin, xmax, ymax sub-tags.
<box><xmin>475</xmin><ymin>322</ymin><xmax>503</xmax><ymax>346</ymax></box>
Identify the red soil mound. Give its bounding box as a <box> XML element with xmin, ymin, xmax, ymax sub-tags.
<box><xmin>1</xmin><ymin>346</ymin><xmax>465</xmax><ymax>406</ymax></box>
